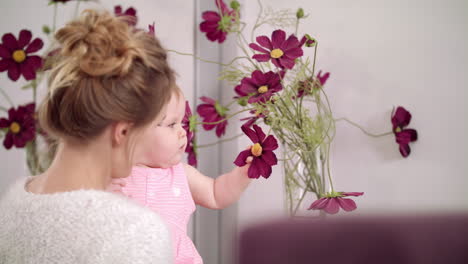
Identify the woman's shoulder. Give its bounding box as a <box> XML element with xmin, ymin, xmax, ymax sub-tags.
<box><xmin>0</xmin><ymin>177</ymin><xmax>172</xmax><ymax>262</ymax></box>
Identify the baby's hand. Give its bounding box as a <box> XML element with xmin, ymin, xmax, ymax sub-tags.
<box><xmin>106</xmin><ymin>178</ymin><xmax>126</xmax><ymax>194</ymax></box>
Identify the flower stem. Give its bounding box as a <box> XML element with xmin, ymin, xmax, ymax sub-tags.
<box><xmin>74</xmin><ymin>0</ymin><xmax>81</xmax><ymax>18</ymax></box>
<box><xmin>334</xmin><ymin>117</ymin><xmax>393</xmax><ymax>137</ymax></box>
<box><xmin>52</xmin><ymin>4</ymin><xmax>58</xmax><ymax>33</ymax></box>
<box><xmin>0</xmin><ymin>88</ymin><xmax>14</xmax><ymax>107</ymax></box>
<box><xmin>167</xmin><ymin>49</ymin><xmax>247</xmax><ymax>67</ymax></box>
<box><xmin>196</xmin><ymin>108</ymin><xmax>252</xmax><ymax>125</ymax></box>
<box><xmin>197</xmin><ymin>133</ymin><xmax>243</xmax><ymax>148</ymax></box>
<box><xmin>0</xmin><ymin>106</ymin><xmax>8</xmax><ymax>112</ymax></box>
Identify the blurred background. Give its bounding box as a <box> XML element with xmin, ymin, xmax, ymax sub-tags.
<box><xmin>0</xmin><ymin>1</ymin><xmax>467</xmax><ymax>264</ymax></box>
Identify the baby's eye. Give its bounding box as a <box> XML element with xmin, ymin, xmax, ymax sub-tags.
<box><xmin>168</xmin><ymin>122</ymin><xmax>177</xmax><ymax>128</ymax></box>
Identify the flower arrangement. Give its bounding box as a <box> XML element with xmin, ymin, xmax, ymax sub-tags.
<box><xmin>0</xmin><ymin>0</ymin><xmax>418</xmax><ymax>217</ymax></box>
<box><xmin>180</xmin><ymin>0</ymin><xmax>419</xmax><ymax>216</ymax></box>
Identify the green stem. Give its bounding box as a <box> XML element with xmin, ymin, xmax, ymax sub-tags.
<box><xmin>325</xmin><ymin>141</ymin><xmax>335</xmax><ymax>193</ymax></box>
<box><xmin>74</xmin><ymin>0</ymin><xmax>81</xmax><ymax>18</ymax></box>
<box><xmin>52</xmin><ymin>4</ymin><xmax>58</xmax><ymax>33</ymax></box>
<box><xmin>196</xmin><ymin>108</ymin><xmax>252</xmax><ymax>125</ymax></box>
<box><xmin>0</xmin><ymin>88</ymin><xmax>14</xmax><ymax>107</ymax></box>
<box><xmin>335</xmin><ymin>117</ymin><xmax>393</xmax><ymax>137</ymax></box>
<box><xmin>251</xmin><ymin>0</ymin><xmax>264</xmax><ymax>43</ymax></box>
<box><xmin>167</xmin><ymin>49</ymin><xmax>247</xmax><ymax>67</ymax></box>
<box><xmin>0</xmin><ymin>106</ymin><xmax>8</xmax><ymax>112</ymax></box>
<box><xmin>197</xmin><ymin>133</ymin><xmax>243</xmax><ymax>148</ymax></box>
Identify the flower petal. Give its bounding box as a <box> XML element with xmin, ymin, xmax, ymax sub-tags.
<box><xmin>278</xmin><ymin>57</ymin><xmax>295</xmax><ymax>69</ymax></box>
<box><xmin>399</xmin><ymin>143</ymin><xmax>411</xmax><ymax>157</ymax></box>
<box><xmin>0</xmin><ymin>118</ymin><xmax>9</xmax><ymax>128</ymax></box>
<box><xmin>0</xmin><ymin>44</ymin><xmax>11</xmax><ymax>58</ymax></box>
<box><xmin>261</xmin><ymin>150</ymin><xmax>277</xmax><ymax>166</ymax></box>
<box><xmin>249</xmin><ymin>43</ymin><xmax>269</xmax><ymax>54</ymax></box>
<box><xmin>256</xmin><ymin>35</ymin><xmax>273</xmax><ymax>50</ymax></box>
<box><xmin>247</xmin><ymin>158</ymin><xmax>261</xmax><ymax>179</ymax></box>
<box><xmin>2</xmin><ymin>33</ymin><xmax>18</xmax><ymax>50</ymax></box>
<box><xmin>392</xmin><ymin>106</ymin><xmax>412</xmax><ymax>130</ymax></box>
<box><xmin>234</xmin><ymin>149</ymin><xmax>251</xmax><ymax>167</ymax></box>
<box><xmin>25</xmin><ymin>38</ymin><xmax>44</xmax><ymax>54</ymax></box>
<box><xmin>252</xmin><ymin>124</ymin><xmax>266</xmax><ymax>142</ymax></box>
<box><xmin>261</xmin><ymin>135</ymin><xmax>278</xmax><ymax>151</ymax></box>
<box><xmin>3</xmin><ymin>133</ymin><xmax>13</xmax><ymax>149</ymax></box>
<box><xmin>252</xmin><ymin>54</ymin><xmax>270</xmax><ymax>62</ymax></box>
<box><xmin>308</xmin><ymin>198</ymin><xmax>327</xmax><ymax>210</ymax></box>
<box><xmin>0</xmin><ymin>58</ymin><xmax>11</xmax><ymax>72</ymax></box>
<box><xmin>324</xmin><ymin>198</ymin><xmax>340</xmax><ymax>214</ymax></box>
<box><xmin>271</xmin><ymin>30</ymin><xmax>286</xmax><ymax>49</ymax></box>
<box><xmin>215</xmin><ymin>120</ymin><xmax>227</xmax><ymax>137</ymax></box>
<box><xmin>20</xmin><ymin>61</ymin><xmax>36</xmax><ymax>80</ymax></box>
<box><xmin>280</xmin><ymin>35</ymin><xmax>300</xmax><ymax>51</ymax></box>
<box><xmin>337</xmin><ymin>198</ymin><xmax>357</xmax><ymax>212</ymax></box>
<box><xmin>341</xmin><ymin>192</ymin><xmax>364</xmax><ymax>197</ymax></box>
<box><xmin>25</xmin><ymin>55</ymin><xmax>42</xmax><ymax>70</ymax></box>
<box><xmin>202</xmin><ymin>11</ymin><xmax>220</xmax><ymax>22</ymax></box>
<box><xmin>241</xmin><ymin>124</ymin><xmax>259</xmax><ymax>143</ymax></box>
<box><xmin>7</xmin><ymin>63</ymin><xmax>20</xmax><ymax>81</ymax></box>
<box><xmin>18</xmin><ymin>30</ymin><xmax>32</xmax><ymax>49</ymax></box>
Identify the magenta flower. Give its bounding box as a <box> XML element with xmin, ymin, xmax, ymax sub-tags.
<box><xmin>148</xmin><ymin>22</ymin><xmax>156</xmax><ymax>37</ymax></box>
<box><xmin>297</xmin><ymin>70</ymin><xmax>330</xmax><ymax>98</ymax></box>
<box><xmin>308</xmin><ymin>192</ymin><xmax>364</xmax><ymax>214</ymax></box>
<box><xmin>240</xmin><ymin>109</ymin><xmax>267</xmax><ymax>127</ymax></box>
<box><xmin>0</xmin><ymin>30</ymin><xmax>43</xmax><ymax>81</ymax></box>
<box><xmin>249</xmin><ymin>29</ymin><xmax>303</xmax><ymax>69</ymax></box>
<box><xmin>391</xmin><ymin>106</ymin><xmax>418</xmax><ymax>157</ymax></box>
<box><xmin>0</xmin><ymin>103</ymin><xmax>36</xmax><ymax>149</ymax></box>
<box><xmin>234</xmin><ymin>125</ymin><xmax>278</xmax><ymax>179</ymax></box>
<box><xmin>236</xmin><ymin>70</ymin><xmax>284</xmax><ymax>104</ymax></box>
<box><xmin>185</xmin><ymin>142</ymin><xmax>198</xmax><ymax>168</ymax></box>
<box><xmin>114</xmin><ymin>5</ymin><xmax>138</xmax><ymax>26</ymax></box>
<box><xmin>199</xmin><ymin>0</ymin><xmax>236</xmax><ymax>43</ymax></box>
<box><xmin>197</xmin><ymin>96</ymin><xmax>228</xmax><ymax>137</ymax></box>
<box><xmin>182</xmin><ymin>101</ymin><xmax>195</xmax><ymax>144</ymax></box>
<box><xmin>299</xmin><ymin>34</ymin><xmax>316</xmax><ymax>48</ymax></box>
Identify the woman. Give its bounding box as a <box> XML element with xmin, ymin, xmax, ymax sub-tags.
<box><xmin>0</xmin><ymin>9</ymin><xmax>175</xmax><ymax>263</ymax></box>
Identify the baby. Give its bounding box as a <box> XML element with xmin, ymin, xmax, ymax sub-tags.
<box><xmin>108</xmin><ymin>86</ymin><xmax>252</xmax><ymax>264</ymax></box>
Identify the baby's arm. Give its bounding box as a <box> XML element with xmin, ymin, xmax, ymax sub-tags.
<box><xmin>184</xmin><ymin>157</ymin><xmax>252</xmax><ymax>210</ymax></box>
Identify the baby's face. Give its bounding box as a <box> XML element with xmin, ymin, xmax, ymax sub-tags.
<box><xmin>135</xmin><ymin>91</ymin><xmax>187</xmax><ymax>168</ymax></box>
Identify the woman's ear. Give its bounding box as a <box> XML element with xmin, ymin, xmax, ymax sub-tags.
<box><xmin>112</xmin><ymin>121</ymin><xmax>133</xmax><ymax>146</ymax></box>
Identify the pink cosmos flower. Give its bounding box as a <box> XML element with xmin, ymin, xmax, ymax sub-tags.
<box><xmin>148</xmin><ymin>22</ymin><xmax>156</xmax><ymax>37</ymax></box>
<box><xmin>235</xmin><ymin>70</ymin><xmax>284</xmax><ymax>104</ymax></box>
<box><xmin>199</xmin><ymin>0</ymin><xmax>236</xmax><ymax>43</ymax></box>
<box><xmin>114</xmin><ymin>5</ymin><xmax>138</xmax><ymax>26</ymax></box>
<box><xmin>0</xmin><ymin>103</ymin><xmax>36</xmax><ymax>149</ymax></box>
<box><xmin>234</xmin><ymin>125</ymin><xmax>278</xmax><ymax>179</ymax></box>
<box><xmin>391</xmin><ymin>106</ymin><xmax>418</xmax><ymax>157</ymax></box>
<box><xmin>0</xmin><ymin>30</ymin><xmax>43</xmax><ymax>81</ymax></box>
<box><xmin>249</xmin><ymin>29</ymin><xmax>303</xmax><ymax>69</ymax></box>
<box><xmin>182</xmin><ymin>101</ymin><xmax>198</xmax><ymax>167</ymax></box>
<box><xmin>196</xmin><ymin>96</ymin><xmax>228</xmax><ymax>137</ymax></box>
<box><xmin>308</xmin><ymin>192</ymin><xmax>364</xmax><ymax>214</ymax></box>
<box><xmin>297</xmin><ymin>70</ymin><xmax>330</xmax><ymax>98</ymax></box>
<box><xmin>240</xmin><ymin>109</ymin><xmax>267</xmax><ymax>127</ymax></box>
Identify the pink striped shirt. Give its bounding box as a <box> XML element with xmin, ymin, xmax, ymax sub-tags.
<box><xmin>121</xmin><ymin>162</ymin><xmax>203</xmax><ymax>264</ymax></box>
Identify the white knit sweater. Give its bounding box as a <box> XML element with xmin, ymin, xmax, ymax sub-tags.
<box><xmin>0</xmin><ymin>177</ymin><xmax>173</xmax><ymax>264</ymax></box>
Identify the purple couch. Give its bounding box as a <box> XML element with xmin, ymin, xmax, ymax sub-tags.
<box><xmin>238</xmin><ymin>214</ymin><xmax>468</xmax><ymax>264</ymax></box>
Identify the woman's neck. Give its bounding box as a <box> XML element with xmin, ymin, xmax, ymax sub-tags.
<box><xmin>28</xmin><ymin>139</ymin><xmax>113</xmax><ymax>194</ymax></box>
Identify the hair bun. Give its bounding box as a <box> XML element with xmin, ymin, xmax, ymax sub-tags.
<box><xmin>54</xmin><ymin>9</ymin><xmax>138</xmax><ymax>77</ymax></box>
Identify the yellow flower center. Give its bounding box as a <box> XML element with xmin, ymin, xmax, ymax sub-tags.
<box><xmin>12</xmin><ymin>50</ymin><xmax>26</xmax><ymax>63</ymax></box>
<box><xmin>10</xmin><ymin>122</ymin><xmax>21</xmax><ymax>134</ymax></box>
<box><xmin>257</xmin><ymin>85</ymin><xmax>268</xmax><ymax>94</ymax></box>
<box><xmin>395</xmin><ymin>127</ymin><xmax>402</xmax><ymax>133</ymax></box>
<box><xmin>251</xmin><ymin>143</ymin><xmax>263</xmax><ymax>157</ymax></box>
<box><xmin>270</xmin><ymin>48</ymin><xmax>284</xmax><ymax>59</ymax></box>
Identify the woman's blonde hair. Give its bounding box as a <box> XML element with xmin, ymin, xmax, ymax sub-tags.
<box><xmin>38</xmin><ymin>9</ymin><xmax>175</xmax><ymax>141</ymax></box>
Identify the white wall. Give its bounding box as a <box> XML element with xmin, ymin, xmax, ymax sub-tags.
<box><xmin>1</xmin><ymin>1</ymin><xmax>467</xmax><ymax>264</ymax></box>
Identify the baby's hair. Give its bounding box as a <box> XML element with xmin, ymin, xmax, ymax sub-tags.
<box><xmin>38</xmin><ymin>9</ymin><xmax>175</xmax><ymax>141</ymax></box>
